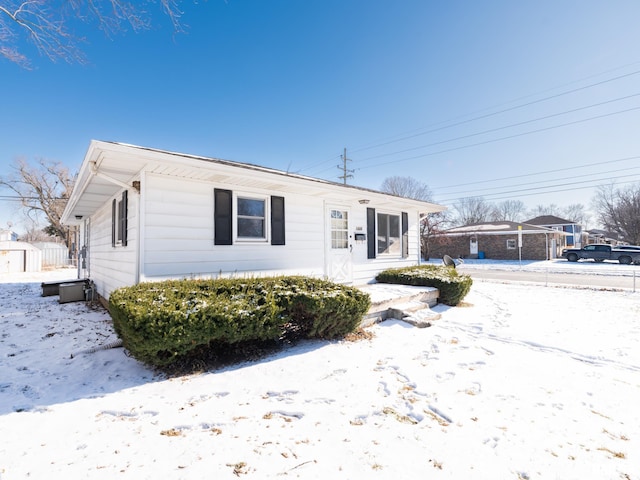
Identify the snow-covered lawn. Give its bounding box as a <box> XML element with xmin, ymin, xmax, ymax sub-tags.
<box><xmin>1</xmin><ymin>267</ymin><xmax>639</xmax><ymax>479</ymax></box>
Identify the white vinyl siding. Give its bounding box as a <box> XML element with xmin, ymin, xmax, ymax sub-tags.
<box><xmin>141</xmin><ymin>173</ymin><xmax>323</xmax><ymax>279</ymax></box>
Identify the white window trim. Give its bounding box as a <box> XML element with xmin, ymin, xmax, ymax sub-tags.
<box><xmin>234</xmin><ymin>193</ymin><xmax>269</xmax><ymax>243</ymax></box>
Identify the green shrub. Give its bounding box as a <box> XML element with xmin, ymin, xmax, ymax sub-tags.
<box><xmin>273</xmin><ymin>277</ymin><xmax>371</xmax><ymax>339</ymax></box>
<box><xmin>109</xmin><ymin>276</ymin><xmax>370</xmax><ymax>367</ymax></box>
<box><xmin>375</xmin><ymin>264</ymin><xmax>472</xmax><ymax>306</ymax></box>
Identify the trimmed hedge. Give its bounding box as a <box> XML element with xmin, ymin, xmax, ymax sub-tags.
<box><xmin>375</xmin><ymin>264</ymin><xmax>472</xmax><ymax>306</ymax></box>
<box><xmin>109</xmin><ymin>276</ymin><xmax>370</xmax><ymax>367</ymax></box>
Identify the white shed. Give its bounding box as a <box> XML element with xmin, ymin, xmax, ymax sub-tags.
<box><xmin>61</xmin><ymin>141</ymin><xmax>446</xmax><ymax>300</ymax></box>
<box><xmin>0</xmin><ymin>241</ymin><xmax>42</xmax><ymax>274</ymax></box>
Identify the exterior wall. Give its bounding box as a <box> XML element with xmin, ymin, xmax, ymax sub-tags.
<box><xmin>84</xmin><ymin>187</ymin><xmax>139</xmax><ymax>298</ymax></box>
<box><xmin>85</xmin><ymin>172</ymin><xmax>425</xmax><ymax>298</ymax></box>
<box><xmin>352</xmin><ymin>211</ymin><xmax>422</xmax><ymax>284</ymax></box>
<box><xmin>140</xmin><ymin>174</ymin><xmax>423</xmax><ymax>288</ymax></box>
<box><xmin>428</xmin><ymin>233</ymin><xmax>550</xmax><ymax>260</ymax></box>
<box><xmin>141</xmin><ymin>173</ymin><xmax>326</xmax><ymax>282</ymax></box>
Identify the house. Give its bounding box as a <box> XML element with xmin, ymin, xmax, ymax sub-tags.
<box><xmin>0</xmin><ymin>229</ymin><xmax>19</xmax><ymax>242</ymax></box>
<box><xmin>427</xmin><ymin>221</ymin><xmax>567</xmax><ymax>261</ymax></box>
<box><xmin>523</xmin><ymin>215</ymin><xmax>582</xmax><ymax>249</ymax></box>
<box><xmin>584</xmin><ymin>228</ymin><xmax>624</xmax><ymax>245</ymax></box>
<box><xmin>60</xmin><ymin>141</ymin><xmax>446</xmax><ymax>301</ymax></box>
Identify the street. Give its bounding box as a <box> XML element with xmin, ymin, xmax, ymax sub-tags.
<box><xmin>455</xmin><ymin>261</ymin><xmax>640</xmax><ymax>292</ymax></box>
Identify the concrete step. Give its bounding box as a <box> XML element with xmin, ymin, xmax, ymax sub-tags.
<box><xmin>358</xmin><ymin>283</ymin><xmax>440</xmax><ymax>327</ymax></box>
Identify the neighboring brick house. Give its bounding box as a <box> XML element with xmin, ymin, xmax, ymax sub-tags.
<box><xmin>523</xmin><ymin>215</ymin><xmax>582</xmax><ymax>249</ymax></box>
<box><xmin>427</xmin><ymin>221</ymin><xmax>567</xmax><ymax>261</ymax></box>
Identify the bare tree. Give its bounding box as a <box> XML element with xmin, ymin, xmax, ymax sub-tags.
<box><xmin>490</xmin><ymin>200</ymin><xmax>526</xmax><ymax>222</ymax></box>
<box><xmin>0</xmin><ymin>158</ymin><xmax>76</xmax><ymax>242</ymax></box>
<box><xmin>379</xmin><ymin>176</ymin><xmax>433</xmax><ymax>201</ymax></box>
<box><xmin>593</xmin><ymin>183</ymin><xmax>640</xmax><ymax>244</ymax></box>
<box><xmin>420</xmin><ymin>210</ymin><xmax>451</xmax><ymax>259</ymax></box>
<box><xmin>527</xmin><ymin>203</ymin><xmax>562</xmax><ymax>218</ymax></box>
<box><xmin>379</xmin><ymin>176</ymin><xmax>449</xmax><ymax>259</ymax></box>
<box><xmin>561</xmin><ymin>203</ymin><xmax>589</xmax><ymax>225</ymax></box>
<box><xmin>452</xmin><ymin>197</ymin><xmax>493</xmax><ymax>226</ymax></box>
<box><xmin>1</xmin><ymin>0</ymin><xmax>184</xmax><ymax>67</ymax></box>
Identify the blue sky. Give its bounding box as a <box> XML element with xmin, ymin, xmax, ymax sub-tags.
<box><xmin>2</xmin><ymin>0</ymin><xmax>640</xmax><ymax>232</ymax></box>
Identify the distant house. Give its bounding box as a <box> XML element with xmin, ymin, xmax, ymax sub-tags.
<box><xmin>523</xmin><ymin>215</ymin><xmax>582</xmax><ymax>249</ymax></box>
<box><xmin>585</xmin><ymin>229</ymin><xmax>624</xmax><ymax>245</ymax></box>
<box><xmin>0</xmin><ymin>230</ymin><xmax>18</xmax><ymax>242</ymax></box>
<box><xmin>427</xmin><ymin>221</ymin><xmax>567</xmax><ymax>261</ymax></box>
<box><xmin>60</xmin><ymin>141</ymin><xmax>446</xmax><ymax>300</ymax></box>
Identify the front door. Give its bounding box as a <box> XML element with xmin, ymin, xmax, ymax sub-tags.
<box><xmin>470</xmin><ymin>236</ymin><xmax>478</xmax><ymax>256</ymax></box>
<box><xmin>326</xmin><ymin>206</ymin><xmax>353</xmax><ymax>284</ymax></box>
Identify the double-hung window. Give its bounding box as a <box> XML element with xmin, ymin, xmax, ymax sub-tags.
<box><xmin>237</xmin><ymin>196</ymin><xmax>266</xmax><ymax>240</ymax></box>
<box><xmin>214</xmin><ymin>188</ymin><xmax>285</xmax><ymax>246</ymax></box>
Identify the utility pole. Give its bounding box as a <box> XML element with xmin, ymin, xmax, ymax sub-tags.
<box><xmin>337</xmin><ymin>147</ymin><xmax>354</xmax><ymax>185</ymax></box>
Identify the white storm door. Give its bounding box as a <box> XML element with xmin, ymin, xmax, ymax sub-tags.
<box><xmin>326</xmin><ymin>207</ymin><xmax>353</xmax><ymax>284</ymax></box>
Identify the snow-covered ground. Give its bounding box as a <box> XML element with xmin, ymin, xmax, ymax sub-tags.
<box><xmin>1</xmin><ymin>265</ymin><xmax>639</xmax><ymax>479</ymax></box>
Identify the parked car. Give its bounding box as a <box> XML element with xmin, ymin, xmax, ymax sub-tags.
<box><xmin>561</xmin><ymin>244</ymin><xmax>640</xmax><ymax>264</ymax></box>
<box><xmin>615</xmin><ymin>245</ymin><xmax>640</xmax><ymax>263</ymax></box>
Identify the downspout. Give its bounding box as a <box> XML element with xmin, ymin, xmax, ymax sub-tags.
<box><xmin>136</xmin><ymin>169</ymin><xmax>146</xmax><ymax>285</ymax></box>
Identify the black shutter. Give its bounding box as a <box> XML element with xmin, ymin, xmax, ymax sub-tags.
<box><xmin>271</xmin><ymin>196</ymin><xmax>285</xmax><ymax>245</ymax></box>
<box><xmin>214</xmin><ymin>188</ymin><xmax>233</xmax><ymax>245</ymax></box>
<box><xmin>111</xmin><ymin>198</ymin><xmax>117</xmax><ymax>248</ymax></box>
<box><xmin>121</xmin><ymin>190</ymin><xmax>128</xmax><ymax>247</ymax></box>
<box><xmin>111</xmin><ymin>199</ymin><xmax>116</xmax><ymax>247</ymax></box>
<box><xmin>367</xmin><ymin>207</ymin><xmax>376</xmax><ymax>259</ymax></box>
<box><xmin>402</xmin><ymin>212</ymin><xmax>409</xmax><ymax>258</ymax></box>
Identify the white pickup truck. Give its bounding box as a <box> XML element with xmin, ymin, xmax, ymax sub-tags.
<box><xmin>561</xmin><ymin>244</ymin><xmax>640</xmax><ymax>264</ymax></box>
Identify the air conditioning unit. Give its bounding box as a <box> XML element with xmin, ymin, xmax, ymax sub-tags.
<box><xmin>59</xmin><ymin>283</ymin><xmax>86</xmax><ymax>303</ymax></box>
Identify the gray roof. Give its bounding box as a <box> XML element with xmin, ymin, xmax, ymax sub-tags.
<box><xmin>445</xmin><ymin>221</ymin><xmax>562</xmax><ymax>235</ymax></box>
<box><xmin>523</xmin><ymin>215</ymin><xmax>576</xmax><ymax>226</ymax></box>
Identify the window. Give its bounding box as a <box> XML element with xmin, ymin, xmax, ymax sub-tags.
<box><xmin>214</xmin><ymin>189</ymin><xmax>285</xmax><ymax>245</ymax></box>
<box><xmin>237</xmin><ymin>197</ymin><xmax>266</xmax><ymax>239</ymax></box>
<box><xmin>377</xmin><ymin>212</ymin><xmax>401</xmax><ymax>255</ymax></box>
<box><xmin>506</xmin><ymin>239</ymin><xmax>516</xmax><ymax>249</ymax></box>
<box><xmin>112</xmin><ymin>190</ymin><xmax>128</xmax><ymax>247</ymax></box>
<box><xmin>367</xmin><ymin>208</ymin><xmax>408</xmax><ymax>259</ymax></box>
<box><xmin>331</xmin><ymin>210</ymin><xmax>349</xmax><ymax>249</ymax></box>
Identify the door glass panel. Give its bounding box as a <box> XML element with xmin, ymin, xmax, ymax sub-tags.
<box><xmin>331</xmin><ymin>210</ymin><xmax>348</xmax><ymax>249</ymax></box>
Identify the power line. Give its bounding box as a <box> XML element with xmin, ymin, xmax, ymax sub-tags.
<box><xmin>442</xmin><ymin>177</ymin><xmax>640</xmax><ymax>205</ymax></box>
<box><xmin>297</xmin><ymin>62</ymin><xmax>640</xmax><ymax>179</ymax></box>
<box><xmin>437</xmin><ymin>171</ymin><xmax>640</xmax><ymax>204</ymax></box>
<box><xmin>357</xmin><ymin>105</ymin><xmax>640</xmax><ymax>171</ymax></box>
<box><xmin>350</xmin><ymin>68</ymin><xmax>640</xmax><ymax>155</ymax></box>
<box><xmin>432</xmin><ymin>155</ymin><xmax>640</xmax><ymax>193</ymax></box>
<box><xmin>355</xmin><ymin>92</ymin><xmax>640</xmax><ymax>164</ymax></box>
